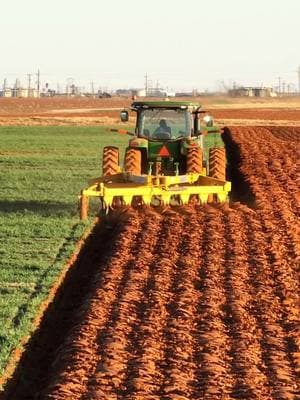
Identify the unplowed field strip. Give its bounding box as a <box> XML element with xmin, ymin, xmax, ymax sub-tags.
<box><xmin>2</xmin><ymin>126</ymin><xmax>300</xmax><ymax>400</ymax></box>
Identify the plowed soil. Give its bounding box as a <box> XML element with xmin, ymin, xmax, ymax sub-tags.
<box><xmin>2</xmin><ymin>127</ymin><xmax>300</xmax><ymax>400</ymax></box>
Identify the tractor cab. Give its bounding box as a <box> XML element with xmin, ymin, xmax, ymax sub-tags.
<box><xmin>121</xmin><ymin>101</ymin><xmax>208</xmax><ymax>139</ymax></box>
<box><xmin>120</xmin><ymin>101</ymin><xmax>215</xmax><ymax>176</ymax></box>
<box><xmin>121</xmin><ymin>101</ymin><xmax>218</xmax><ymax>139</ymax></box>
<box><xmin>136</xmin><ymin>105</ymin><xmax>191</xmax><ymax>141</ymax></box>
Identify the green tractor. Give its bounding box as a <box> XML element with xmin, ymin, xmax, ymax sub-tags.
<box><xmin>79</xmin><ymin>100</ymin><xmax>230</xmax><ymax>218</ymax></box>
<box><xmin>117</xmin><ymin>100</ymin><xmax>225</xmax><ymax>178</ymax></box>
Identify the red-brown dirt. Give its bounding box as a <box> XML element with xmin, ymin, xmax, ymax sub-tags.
<box><xmin>213</xmin><ymin>109</ymin><xmax>300</xmax><ymax>120</ymax></box>
<box><xmin>0</xmin><ymin>97</ymin><xmax>131</xmax><ymax>115</ymax></box>
<box><xmin>1</xmin><ymin>97</ymin><xmax>300</xmax><ymax>125</ymax></box>
<box><xmin>266</xmin><ymin>126</ymin><xmax>300</xmax><ymax>142</ymax></box>
<box><xmin>1</xmin><ymin>126</ymin><xmax>299</xmax><ymax>400</ymax></box>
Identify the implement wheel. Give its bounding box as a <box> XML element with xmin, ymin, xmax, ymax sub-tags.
<box><xmin>186</xmin><ymin>147</ymin><xmax>203</xmax><ymax>173</ymax></box>
<box><xmin>80</xmin><ymin>195</ymin><xmax>89</xmax><ymax>220</ymax></box>
<box><xmin>102</xmin><ymin>146</ymin><xmax>119</xmax><ymax>176</ymax></box>
<box><xmin>209</xmin><ymin>147</ymin><xmax>226</xmax><ymax>180</ymax></box>
<box><xmin>124</xmin><ymin>148</ymin><xmax>142</xmax><ymax>175</ymax></box>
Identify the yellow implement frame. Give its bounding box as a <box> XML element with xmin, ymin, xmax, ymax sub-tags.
<box><xmin>79</xmin><ymin>173</ymin><xmax>231</xmax><ymax>219</ymax></box>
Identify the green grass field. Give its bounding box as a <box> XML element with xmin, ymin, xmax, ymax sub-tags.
<box><xmin>0</xmin><ymin>125</ymin><xmax>128</xmax><ymax>377</ymax></box>
<box><xmin>0</xmin><ymin>125</ymin><xmax>223</xmax><ymax>378</ymax></box>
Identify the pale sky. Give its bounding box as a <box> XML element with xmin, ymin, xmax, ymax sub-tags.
<box><xmin>1</xmin><ymin>0</ymin><xmax>300</xmax><ymax>91</ymax></box>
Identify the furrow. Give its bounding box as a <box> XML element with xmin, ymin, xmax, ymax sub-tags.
<box><xmin>229</xmin><ymin>126</ymin><xmax>300</xmax><ymax>281</ymax></box>
<box><xmin>117</xmin><ymin>209</ymin><xmax>185</xmax><ymax>399</ymax></box>
<box><xmin>81</xmin><ymin>210</ymin><xmax>163</xmax><ymax>399</ymax></box>
<box><xmin>43</xmin><ymin>212</ymin><xmax>142</xmax><ymax>399</ymax></box>
<box><xmin>243</xmin><ymin>209</ymin><xmax>299</xmax><ymax>399</ymax></box>
<box><xmin>193</xmin><ymin>205</ymin><xmax>233</xmax><ymax>399</ymax></box>
<box><xmin>223</xmin><ymin>204</ymin><xmax>273</xmax><ymax>399</ymax></box>
<box><xmin>159</xmin><ymin>207</ymin><xmax>205</xmax><ymax>399</ymax></box>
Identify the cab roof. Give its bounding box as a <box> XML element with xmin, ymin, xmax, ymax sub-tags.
<box><xmin>131</xmin><ymin>100</ymin><xmax>201</xmax><ymax>111</ymax></box>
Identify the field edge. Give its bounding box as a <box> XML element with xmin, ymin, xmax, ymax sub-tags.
<box><xmin>0</xmin><ymin>218</ymin><xmax>97</xmax><ymax>392</ymax></box>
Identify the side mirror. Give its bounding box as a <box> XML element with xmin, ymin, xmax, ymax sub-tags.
<box><xmin>120</xmin><ymin>110</ymin><xmax>129</xmax><ymax>122</ymax></box>
<box><xmin>203</xmin><ymin>115</ymin><xmax>214</xmax><ymax>127</ymax></box>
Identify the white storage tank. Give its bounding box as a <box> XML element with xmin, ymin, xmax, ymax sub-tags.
<box><xmin>2</xmin><ymin>89</ymin><xmax>12</xmax><ymax>97</ymax></box>
<box><xmin>136</xmin><ymin>89</ymin><xmax>146</xmax><ymax>97</ymax></box>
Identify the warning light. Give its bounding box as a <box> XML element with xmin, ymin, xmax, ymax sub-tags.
<box><xmin>158</xmin><ymin>145</ymin><xmax>170</xmax><ymax>157</ymax></box>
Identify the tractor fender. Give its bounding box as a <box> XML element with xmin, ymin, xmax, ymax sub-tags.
<box><xmin>129</xmin><ymin>137</ymin><xmax>148</xmax><ymax>149</ymax></box>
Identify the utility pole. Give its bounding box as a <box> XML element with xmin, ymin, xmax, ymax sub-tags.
<box><xmin>67</xmin><ymin>77</ymin><xmax>74</xmax><ymax>96</ymax></box>
<box><xmin>277</xmin><ymin>76</ymin><xmax>281</xmax><ymax>94</ymax></box>
<box><xmin>36</xmin><ymin>69</ymin><xmax>40</xmax><ymax>94</ymax></box>
<box><xmin>90</xmin><ymin>81</ymin><xmax>94</xmax><ymax>94</ymax></box>
<box><xmin>3</xmin><ymin>78</ymin><xmax>7</xmax><ymax>90</ymax></box>
<box><xmin>27</xmin><ymin>73</ymin><xmax>32</xmax><ymax>90</ymax></box>
<box><xmin>144</xmin><ymin>73</ymin><xmax>148</xmax><ymax>95</ymax></box>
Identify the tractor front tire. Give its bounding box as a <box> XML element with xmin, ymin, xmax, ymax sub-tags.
<box><xmin>186</xmin><ymin>147</ymin><xmax>203</xmax><ymax>173</ymax></box>
<box><xmin>124</xmin><ymin>148</ymin><xmax>142</xmax><ymax>175</ymax></box>
<box><xmin>102</xmin><ymin>146</ymin><xmax>119</xmax><ymax>176</ymax></box>
<box><xmin>209</xmin><ymin>147</ymin><xmax>226</xmax><ymax>180</ymax></box>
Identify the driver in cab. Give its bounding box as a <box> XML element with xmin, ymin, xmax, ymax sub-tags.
<box><xmin>153</xmin><ymin>119</ymin><xmax>171</xmax><ymax>139</ymax></box>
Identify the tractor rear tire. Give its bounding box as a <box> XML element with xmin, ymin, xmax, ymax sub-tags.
<box><xmin>102</xmin><ymin>146</ymin><xmax>119</xmax><ymax>176</ymax></box>
<box><xmin>124</xmin><ymin>148</ymin><xmax>142</xmax><ymax>175</ymax></box>
<box><xmin>186</xmin><ymin>147</ymin><xmax>203</xmax><ymax>173</ymax></box>
<box><xmin>209</xmin><ymin>147</ymin><xmax>226</xmax><ymax>180</ymax></box>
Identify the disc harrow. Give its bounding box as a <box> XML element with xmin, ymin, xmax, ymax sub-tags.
<box><xmin>80</xmin><ymin>172</ymin><xmax>231</xmax><ymax>217</ymax></box>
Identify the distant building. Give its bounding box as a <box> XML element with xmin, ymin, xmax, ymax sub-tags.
<box><xmin>28</xmin><ymin>88</ymin><xmax>39</xmax><ymax>98</ymax></box>
<box><xmin>0</xmin><ymin>88</ymin><xmax>40</xmax><ymax>98</ymax></box>
<box><xmin>40</xmin><ymin>89</ymin><xmax>56</xmax><ymax>97</ymax></box>
<box><xmin>132</xmin><ymin>89</ymin><xmax>146</xmax><ymax>97</ymax></box>
<box><xmin>13</xmin><ymin>88</ymin><xmax>39</xmax><ymax>98</ymax></box>
<box><xmin>0</xmin><ymin>89</ymin><xmax>12</xmax><ymax>97</ymax></box>
<box><xmin>115</xmin><ymin>89</ymin><xmax>132</xmax><ymax>97</ymax></box>
<box><xmin>116</xmin><ymin>88</ymin><xmax>147</xmax><ymax>98</ymax></box>
<box><xmin>229</xmin><ymin>86</ymin><xmax>276</xmax><ymax>97</ymax></box>
<box><xmin>98</xmin><ymin>90</ymin><xmax>111</xmax><ymax>98</ymax></box>
<box><xmin>146</xmin><ymin>88</ymin><xmax>175</xmax><ymax>97</ymax></box>
<box><xmin>175</xmin><ymin>90</ymin><xmax>199</xmax><ymax>97</ymax></box>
